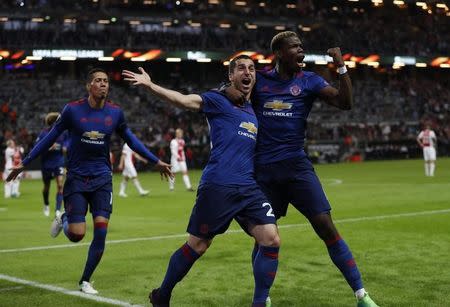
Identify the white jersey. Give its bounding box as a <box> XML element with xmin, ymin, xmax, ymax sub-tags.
<box><xmin>170</xmin><ymin>138</ymin><xmax>188</xmax><ymax>173</ymax></box>
<box><xmin>418</xmin><ymin>129</ymin><xmax>436</xmax><ymax>148</ymax></box>
<box><xmin>170</xmin><ymin>138</ymin><xmax>186</xmax><ymax>163</ymax></box>
<box><xmin>122</xmin><ymin>144</ymin><xmax>138</xmax><ymax>178</ymax></box>
<box><xmin>4</xmin><ymin>147</ymin><xmax>23</xmax><ymax>170</ymax></box>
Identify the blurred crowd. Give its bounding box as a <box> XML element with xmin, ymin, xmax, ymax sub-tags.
<box><xmin>1</xmin><ymin>64</ymin><xmax>448</xmax><ymax>167</ymax></box>
<box><xmin>1</xmin><ymin>0</ymin><xmax>448</xmax><ymax>55</ymax></box>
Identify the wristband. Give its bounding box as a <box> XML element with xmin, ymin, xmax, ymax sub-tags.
<box><xmin>337</xmin><ymin>66</ymin><xmax>348</xmax><ymax>75</ymax></box>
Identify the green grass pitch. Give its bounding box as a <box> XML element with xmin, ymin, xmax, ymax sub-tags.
<box><xmin>1</xmin><ymin>158</ymin><xmax>449</xmax><ymax>306</ymax></box>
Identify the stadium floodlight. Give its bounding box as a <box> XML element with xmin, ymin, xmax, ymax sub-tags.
<box><xmin>415</xmin><ymin>63</ymin><xmax>427</xmax><ymax>67</ymax></box>
<box><xmin>60</xmin><ymin>56</ymin><xmax>77</xmax><ymax>61</ymax></box>
<box><xmin>0</xmin><ymin>56</ymin><xmax>2</xmax><ymax>60</ymax></box>
<box><xmin>183</xmin><ymin>0</ymin><xmax>195</xmax><ymax>3</ymax></box>
<box><xmin>367</xmin><ymin>61</ymin><xmax>380</xmax><ymax>67</ymax></box>
<box><xmin>245</xmin><ymin>23</ymin><xmax>258</xmax><ymax>29</ymax></box>
<box><xmin>98</xmin><ymin>57</ymin><xmax>114</xmax><ymax>61</ymax></box>
<box><xmin>64</xmin><ymin>18</ymin><xmax>76</xmax><ymax>23</ymax></box>
<box><xmin>162</xmin><ymin>21</ymin><xmax>172</xmax><ymax>26</ymax></box>
<box><xmin>131</xmin><ymin>57</ymin><xmax>146</xmax><ymax>62</ymax></box>
<box><xmin>258</xmin><ymin>59</ymin><xmax>272</xmax><ymax>64</ymax></box>
<box><xmin>223</xmin><ymin>61</ymin><xmax>230</xmax><ymax>66</ymax></box>
<box><xmin>235</xmin><ymin>1</ymin><xmax>247</xmax><ymax>5</ymax></box>
<box><xmin>31</xmin><ymin>18</ymin><xmax>45</xmax><ymax>22</ymax></box>
<box><xmin>286</xmin><ymin>4</ymin><xmax>296</xmax><ymax>9</ymax></box>
<box><xmin>98</xmin><ymin>20</ymin><xmax>110</xmax><ymax>24</ymax></box>
<box><xmin>25</xmin><ymin>56</ymin><xmax>43</xmax><ymax>61</ymax></box>
<box><xmin>220</xmin><ymin>23</ymin><xmax>231</xmax><ymax>28</ymax></box>
<box><xmin>371</xmin><ymin>0</ymin><xmax>383</xmax><ymax>5</ymax></box>
<box><xmin>393</xmin><ymin>0</ymin><xmax>405</xmax><ymax>6</ymax></box>
<box><xmin>166</xmin><ymin>58</ymin><xmax>182</xmax><ymax>62</ymax></box>
<box><xmin>208</xmin><ymin>0</ymin><xmax>219</xmax><ymax>4</ymax></box>
<box><xmin>436</xmin><ymin>3</ymin><xmax>447</xmax><ymax>9</ymax></box>
<box><xmin>440</xmin><ymin>63</ymin><xmax>450</xmax><ymax>68</ymax></box>
<box><xmin>259</xmin><ymin>2</ymin><xmax>266</xmax><ymax>7</ymax></box>
<box><xmin>314</xmin><ymin>60</ymin><xmax>328</xmax><ymax>65</ymax></box>
<box><xmin>0</xmin><ymin>17</ymin><xmax>8</xmax><ymax>22</ymax></box>
<box><xmin>129</xmin><ymin>20</ymin><xmax>141</xmax><ymax>25</ymax></box>
<box><xmin>348</xmin><ymin>0</ymin><xmax>359</xmax><ymax>2</ymax></box>
<box><xmin>344</xmin><ymin>61</ymin><xmax>356</xmax><ymax>68</ymax></box>
<box><xmin>302</xmin><ymin>27</ymin><xmax>311</xmax><ymax>32</ymax></box>
<box><xmin>190</xmin><ymin>22</ymin><xmax>201</xmax><ymax>27</ymax></box>
<box><xmin>197</xmin><ymin>58</ymin><xmax>212</xmax><ymax>63</ymax></box>
<box><xmin>275</xmin><ymin>25</ymin><xmax>286</xmax><ymax>31</ymax></box>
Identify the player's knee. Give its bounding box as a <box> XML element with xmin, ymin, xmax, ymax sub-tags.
<box><xmin>188</xmin><ymin>238</ymin><xmax>211</xmax><ymax>255</ymax></box>
<box><xmin>67</xmin><ymin>231</ymin><xmax>85</xmax><ymax>242</ymax></box>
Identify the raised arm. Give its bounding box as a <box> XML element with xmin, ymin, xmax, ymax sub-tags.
<box><xmin>319</xmin><ymin>47</ymin><xmax>353</xmax><ymax>110</ymax></box>
<box><xmin>122</xmin><ymin>67</ymin><xmax>203</xmax><ymax>111</ymax></box>
<box><xmin>7</xmin><ymin>108</ymin><xmax>68</xmax><ymax>181</ymax></box>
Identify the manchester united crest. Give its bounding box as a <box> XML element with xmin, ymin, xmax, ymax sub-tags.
<box><xmin>290</xmin><ymin>85</ymin><xmax>301</xmax><ymax>96</ymax></box>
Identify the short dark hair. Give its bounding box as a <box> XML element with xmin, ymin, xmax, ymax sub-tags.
<box><xmin>270</xmin><ymin>31</ymin><xmax>298</xmax><ymax>53</ymax></box>
<box><xmin>229</xmin><ymin>55</ymin><xmax>254</xmax><ymax>74</ymax></box>
<box><xmin>86</xmin><ymin>68</ymin><xmax>108</xmax><ymax>83</ymax></box>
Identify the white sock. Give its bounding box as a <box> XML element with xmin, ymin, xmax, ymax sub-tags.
<box><xmin>430</xmin><ymin>162</ymin><xmax>435</xmax><ymax>176</ymax></box>
<box><xmin>4</xmin><ymin>182</ymin><xmax>12</xmax><ymax>198</ymax></box>
<box><xmin>182</xmin><ymin>174</ymin><xmax>192</xmax><ymax>189</ymax></box>
<box><xmin>120</xmin><ymin>180</ymin><xmax>127</xmax><ymax>194</ymax></box>
<box><xmin>355</xmin><ymin>288</ymin><xmax>366</xmax><ymax>299</ymax></box>
<box><xmin>169</xmin><ymin>177</ymin><xmax>175</xmax><ymax>190</ymax></box>
<box><xmin>132</xmin><ymin>178</ymin><xmax>144</xmax><ymax>193</ymax></box>
<box><xmin>425</xmin><ymin>163</ymin><xmax>430</xmax><ymax>176</ymax></box>
<box><xmin>12</xmin><ymin>180</ymin><xmax>20</xmax><ymax>195</ymax></box>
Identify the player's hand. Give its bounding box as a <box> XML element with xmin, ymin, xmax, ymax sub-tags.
<box><xmin>122</xmin><ymin>67</ymin><xmax>152</xmax><ymax>87</ymax></box>
<box><xmin>224</xmin><ymin>85</ymin><xmax>245</xmax><ymax>107</ymax></box>
<box><xmin>6</xmin><ymin>164</ymin><xmax>25</xmax><ymax>182</ymax></box>
<box><xmin>327</xmin><ymin>47</ymin><xmax>345</xmax><ymax>67</ymax></box>
<box><xmin>155</xmin><ymin>160</ymin><xmax>173</xmax><ymax>181</ymax></box>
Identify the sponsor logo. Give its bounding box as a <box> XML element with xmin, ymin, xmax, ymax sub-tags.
<box><xmin>238</xmin><ymin>121</ymin><xmax>257</xmax><ymax>140</ymax></box>
<box><xmin>263</xmin><ymin>100</ymin><xmax>293</xmax><ymax>111</ymax></box>
<box><xmin>290</xmin><ymin>85</ymin><xmax>301</xmax><ymax>96</ymax></box>
<box><xmin>239</xmin><ymin>122</ymin><xmax>257</xmax><ymax>134</ymax></box>
<box><xmin>81</xmin><ymin>130</ymin><xmax>106</xmax><ymax>144</ymax></box>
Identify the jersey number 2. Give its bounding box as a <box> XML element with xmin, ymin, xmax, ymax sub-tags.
<box><xmin>262</xmin><ymin>202</ymin><xmax>275</xmax><ymax>217</ymax></box>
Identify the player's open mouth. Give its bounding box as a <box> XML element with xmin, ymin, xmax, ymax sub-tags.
<box><xmin>242</xmin><ymin>78</ymin><xmax>252</xmax><ymax>86</ymax></box>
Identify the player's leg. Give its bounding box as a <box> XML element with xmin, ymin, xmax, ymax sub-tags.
<box><xmin>423</xmin><ymin>149</ymin><xmax>430</xmax><ymax>176</ymax></box>
<box><xmin>11</xmin><ymin>177</ymin><xmax>20</xmax><ymax>197</ymax></box>
<box><xmin>119</xmin><ymin>171</ymin><xmax>129</xmax><ymax>197</ymax></box>
<box><xmin>42</xmin><ymin>172</ymin><xmax>51</xmax><ymax>216</ymax></box>
<box><xmin>429</xmin><ymin>148</ymin><xmax>436</xmax><ymax>176</ymax></box>
<box><xmin>180</xmin><ymin>162</ymin><xmax>194</xmax><ymax>191</ymax></box>
<box><xmin>168</xmin><ymin>163</ymin><xmax>179</xmax><ymax>191</ymax></box>
<box><xmin>290</xmin><ymin>162</ymin><xmax>378</xmax><ymax>306</ymax></box>
<box><xmin>129</xmin><ymin>165</ymin><xmax>149</xmax><ymax>195</ymax></box>
<box><xmin>151</xmin><ymin>234</ymin><xmax>210</xmax><ymax>305</ymax></box>
<box><xmin>52</xmin><ymin>192</ymin><xmax>88</xmax><ymax>241</ymax></box>
<box><xmin>3</xmin><ymin>171</ymin><xmax>12</xmax><ymax>198</ymax></box>
<box><xmin>78</xmin><ymin>188</ymin><xmax>113</xmax><ymax>294</ymax></box>
<box><xmin>55</xmin><ymin>172</ymin><xmax>64</xmax><ymax>217</ymax></box>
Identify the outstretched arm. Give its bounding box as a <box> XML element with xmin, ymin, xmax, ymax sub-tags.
<box><xmin>7</xmin><ymin>110</ymin><xmax>68</xmax><ymax>181</ymax></box>
<box><xmin>122</xmin><ymin>67</ymin><xmax>203</xmax><ymax>111</ymax></box>
<box><xmin>319</xmin><ymin>47</ymin><xmax>353</xmax><ymax>110</ymax></box>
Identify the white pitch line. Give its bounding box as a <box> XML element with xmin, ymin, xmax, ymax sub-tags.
<box><xmin>1</xmin><ymin>208</ymin><xmax>450</xmax><ymax>254</ymax></box>
<box><xmin>0</xmin><ymin>286</ymin><xmax>23</xmax><ymax>292</ymax></box>
<box><xmin>0</xmin><ymin>274</ymin><xmax>143</xmax><ymax>307</ymax></box>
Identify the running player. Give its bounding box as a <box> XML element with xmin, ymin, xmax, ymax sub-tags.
<box><xmin>226</xmin><ymin>31</ymin><xmax>378</xmax><ymax>307</ymax></box>
<box><xmin>123</xmin><ymin>55</ymin><xmax>280</xmax><ymax>307</ymax></box>
<box><xmin>168</xmin><ymin>128</ymin><xmax>194</xmax><ymax>192</ymax></box>
<box><xmin>417</xmin><ymin>125</ymin><xmax>437</xmax><ymax>177</ymax></box>
<box><xmin>3</xmin><ymin>139</ymin><xmax>23</xmax><ymax>198</ymax></box>
<box><xmin>118</xmin><ymin>142</ymin><xmax>150</xmax><ymax>197</ymax></box>
<box><xmin>37</xmin><ymin>112</ymin><xmax>68</xmax><ymax>217</ymax></box>
<box><xmin>6</xmin><ymin>68</ymin><xmax>172</xmax><ymax>295</ymax></box>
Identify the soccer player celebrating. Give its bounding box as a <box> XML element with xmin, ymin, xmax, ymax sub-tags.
<box><xmin>3</xmin><ymin>139</ymin><xmax>23</xmax><ymax>198</ymax></box>
<box><xmin>123</xmin><ymin>56</ymin><xmax>280</xmax><ymax>307</ymax></box>
<box><xmin>226</xmin><ymin>31</ymin><xmax>378</xmax><ymax>306</ymax></box>
<box><xmin>37</xmin><ymin>112</ymin><xmax>68</xmax><ymax>217</ymax></box>
<box><xmin>417</xmin><ymin>124</ymin><xmax>437</xmax><ymax>176</ymax></box>
<box><xmin>118</xmin><ymin>142</ymin><xmax>150</xmax><ymax>197</ymax></box>
<box><xmin>6</xmin><ymin>68</ymin><xmax>172</xmax><ymax>295</ymax></box>
<box><xmin>168</xmin><ymin>128</ymin><xmax>194</xmax><ymax>192</ymax></box>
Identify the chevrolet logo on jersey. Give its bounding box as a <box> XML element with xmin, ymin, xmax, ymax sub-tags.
<box><xmin>263</xmin><ymin>100</ymin><xmax>293</xmax><ymax>111</ymax></box>
<box><xmin>83</xmin><ymin>131</ymin><xmax>105</xmax><ymax>140</ymax></box>
<box><xmin>239</xmin><ymin>122</ymin><xmax>258</xmax><ymax>134</ymax></box>
<box><xmin>82</xmin><ymin>131</ymin><xmax>106</xmax><ymax>145</ymax></box>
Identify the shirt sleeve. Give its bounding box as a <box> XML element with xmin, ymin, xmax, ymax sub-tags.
<box><xmin>200</xmin><ymin>91</ymin><xmax>227</xmax><ymax>115</ymax></box>
<box><xmin>309</xmin><ymin>73</ymin><xmax>330</xmax><ymax>95</ymax></box>
<box><xmin>170</xmin><ymin>139</ymin><xmax>178</xmax><ymax>157</ymax></box>
<box><xmin>22</xmin><ymin>105</ymin><xmax>71</xmax><ymax>166</ymax></box>
<box><xmin>418</xmin><ymin>131</ymin><xmax>424</xmax><ymax>138</ymax></box>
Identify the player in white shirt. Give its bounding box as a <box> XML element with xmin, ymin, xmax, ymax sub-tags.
<box><xmin>169</xmin><ymin>128</ymin><xmax>194</xmax><ymax>191</ymax></box>
<box><xmin>3</xmin><ymin>140</ymin><xmax>24</xmax><ymax>198</ymax></box>
<box><xmin>417</xmin><ymin>125</ymin><xmax>437</xmax><ymax>177</ymax></box>
<box><xmin>118</xmin><ymin>143</ymin><xmax>150</xmax><ymax>197</ymax></box>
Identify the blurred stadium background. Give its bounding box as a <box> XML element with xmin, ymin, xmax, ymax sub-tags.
<box><xmin>0</xmin><ymin>0</ymin><xmax>449</xmax><ymax>306</ymax></box>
